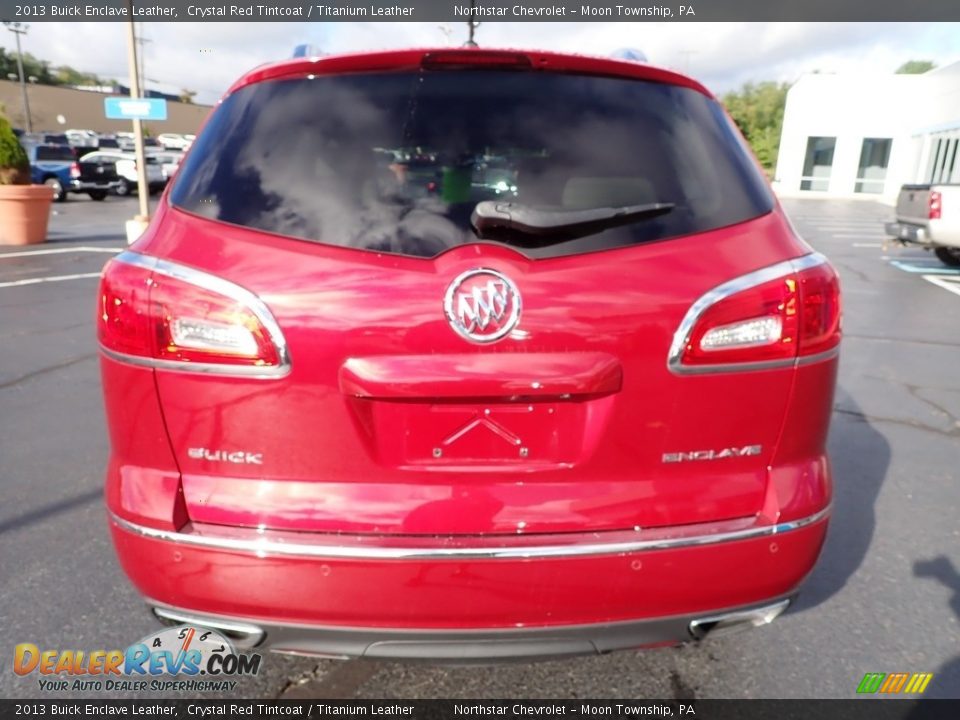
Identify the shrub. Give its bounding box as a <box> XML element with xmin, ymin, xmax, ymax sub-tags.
<box><xmin>0</xmin><ymin>114</ymin><xmax>30</xmax><ymax>185</ymax></box>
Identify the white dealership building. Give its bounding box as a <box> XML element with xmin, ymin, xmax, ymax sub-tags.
<box><xmin>774</xmin><ymin>60</ymin><xmax>960</xmax><ymax>202</ymax></box>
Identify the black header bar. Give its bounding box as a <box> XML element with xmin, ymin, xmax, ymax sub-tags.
<box><xmin>0</xmin><ymin>0</ymin><xmax>958</xmax><ymax>22</ymax></box>
<box><xmin>1</xmin><ymin>700</ymin><xmax>959</xmax><ymax>720</ymax></box>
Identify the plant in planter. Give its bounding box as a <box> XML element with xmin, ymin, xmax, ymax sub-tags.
<box><xmin>0</xmin><ymin>113</ymin><xmax>55</xmax><ymax>245</ymax></box>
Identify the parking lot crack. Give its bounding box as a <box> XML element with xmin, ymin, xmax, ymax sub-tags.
<box><xmin>0</xmin><ymin>352</ymin><xmax>96</xmax><ymax>391</ymax></box>
<box><xmin>902</xmin><ymin>381</ymin><xmax>960</xmax><ymax>429</ymax></box>
<box><xmin>669</xmin><ymin>670</ymin><xmax>697</xmax><ymax>700</ymax></box>
<box><xmin>833</xmin><ymin>406</ymin><xmax>960</xmax><ymax>438</ymax></box>
<box><xmin>835</xmin><ymin>261</ymin><xmax>871</xmax><ymax>283</ymax></box>
<box><xmin>279</xmin><ymin>660</ymin><xmax>381</xmax><ymax>699</ymax></box>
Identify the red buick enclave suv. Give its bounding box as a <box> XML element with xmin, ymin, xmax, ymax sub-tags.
<box><xmin>97</xmin><ymin>49</ymin><xmax>840</xmax><ymax>661</ymax></box>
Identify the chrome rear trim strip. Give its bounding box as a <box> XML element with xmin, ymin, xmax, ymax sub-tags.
<box><xmin>110</xmin><ymin>506</ymin><xmax>830</xmax><ymax>561</ymax></box>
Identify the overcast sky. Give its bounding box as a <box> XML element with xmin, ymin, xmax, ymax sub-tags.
<box><xmin>2</xmin><ymin>21</ymin><xmax>958</xmax><ymax>104</ymax></box>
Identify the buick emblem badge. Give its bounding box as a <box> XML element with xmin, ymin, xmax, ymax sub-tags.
<box><xmin>444</xmin><ymin>268</ymin><xmax>522</xmax><ymax>344</ymax></box>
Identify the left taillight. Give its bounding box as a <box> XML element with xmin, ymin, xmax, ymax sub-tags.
<box><xmin>97</xmin><ymin>252</ymin><xmax>290</xmax><ymax>377</ymax></box>
<box><xmin>669</xmin><ymin>253</ymin><xmax>841</xmax><ymax>373</ymax></box>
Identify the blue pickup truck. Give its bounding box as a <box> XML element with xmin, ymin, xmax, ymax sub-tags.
<box><xmin>24</xmin><ymin>144</ymin><xmax>118</xmax><ymax>202</ymax></box>
<box><xmin>24</xmin><ymin>144</ymin><xmax>77</xmax><ymax>202</ymax></box>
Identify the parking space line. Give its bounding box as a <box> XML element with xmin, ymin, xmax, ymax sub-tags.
<box><xmin>923</xmin><ymin>274</ymin><xmax>960</xmax><ymax>298</ymax></box>
<box><xmin>0</xmin><ymin>246</ymin><xmax>121</xmax><ymax>260</ymax></box>
<box><xmin>0</xmin><ymin>272</ymin><xmax>101</xmax><ymax>289</ymax></box>
<box><xmin>853</xmin><ymin>243</ymin><xmax>883</xmax><ymax>248</ymax></box>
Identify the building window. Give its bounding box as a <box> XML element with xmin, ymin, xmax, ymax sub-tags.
<box><xmin>800</xmin><ymin>137</ymin><xmax>836</xmax><ymax>191</ymax></box>
<box><xmin>855</xmin><ymin>138</ymin><xmax>892</xmax><ymax>194</ymax></box>
<box><xmin>928</xmin><ymin>137</ymin><xmax>959</xmax><ymax>184</ymax></box>
<box><xmin>949</xmin><ymin>140</ymin><xmax>960</xmax><ymax>183</ymax></box>
<box><xmin>927</xmin><ymin>137</ymin><xmax>960</xmax><ymax>184</ymax></box>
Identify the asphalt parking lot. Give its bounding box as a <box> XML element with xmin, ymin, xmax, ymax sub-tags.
<box><xmin>1</xmin><ymin>195</ymin><xmax>958</xmax><ymax>700</ymax></box>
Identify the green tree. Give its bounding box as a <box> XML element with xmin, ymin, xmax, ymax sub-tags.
<box><xmin>52</xmin><ymin>64</ymin><xmax>104</xmax><ymax>86</ymax></box>
<box><xmin>721</xmin><ymin>81</ymin><xmax>791</xmax><ymax>173</ymax></box>
<box><xmin>895</xmin><ymin>60</ymin><xmax>936</xmax><ymax>74</ymax></box>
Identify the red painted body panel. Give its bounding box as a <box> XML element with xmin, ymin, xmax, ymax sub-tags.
<box><xmin>99</xmin><ymin>358</ymin><xmax>185</xmax><ymax>531</ymax></box>
<box><xmin>118</xmin><ymin>205</ymin><xmax>824</xmax><ymax>535</ymax></box>
<box><xmin>228</xmin><ymin>49</ymin><xmax>714</xmax><ymax>99</ymax></box>
<box><xmin>110</xmin><ymin>519</ymin><xmax>827</xmax><ymax>629</ymax></box>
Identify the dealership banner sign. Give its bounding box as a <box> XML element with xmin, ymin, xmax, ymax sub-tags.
<box><xmin>0</xmin><ymin>0</ymin><xmax>958</xmax><ymax>22</ymax></box>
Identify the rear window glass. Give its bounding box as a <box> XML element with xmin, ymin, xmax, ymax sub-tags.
<box><xmin>170</xmin><ymin>70</ymin><xmax>773</xmax><ymax>259</ymax></box>
<box><xmin>36</xmin><ymin>146</ymin><xmax>75</xmax><ymax>161</ymax></box>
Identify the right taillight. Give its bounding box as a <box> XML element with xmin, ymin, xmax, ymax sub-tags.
<box><xmin>97</xmin><ymin>252</ymin><xmax>289</xmax><ymax>377</ymax></box>
<box><xmin>929</xmin><ymin>190</ymin><xmax>942</xmax><ymax>220</ymax></box>
<box><xmin>670</xmin><ymin>253</ymin><xmax>840</xmax><ymax>373</ymax></box>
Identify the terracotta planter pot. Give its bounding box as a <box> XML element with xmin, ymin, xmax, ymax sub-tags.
<box><xmin>0</xmin><ymin>184</ymin><xmax>55</xmax><ymax>245</ymax></box>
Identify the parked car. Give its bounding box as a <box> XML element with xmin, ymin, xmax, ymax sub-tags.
<box><xmin>97</xmin><ymin>48</ymin><xmax>842</xmax><ymax>662</ymax></box>
<box><xmin>157</xmin><ymin>133</ymin><xmax>190</xmax><ymax>150</ymax></box>
<box><xmin>66</xmin><ymin>129</ymin><xmax>99</xmax><ymax>148</ymax></box>
<box><xmin>885</xmin><ymin>183</ymin><xmax>960</xmax><ymax>266</ymax></box>
<box><xmin>114</xmin><ymin>132</ymin><xmax>135</xmax><ymax>151</ymax></box>
<box><xmin>148</xmin><ymin>150</ymin><xmax>184</xmax><ymax>182</ymax></box>
<box><xmin>79</xmin><ymin>150</ymin><xmax>165</xmax><ymax>196</ymax></box>
<box><xmin>96</xmin><ymin>137</ymin><xmax>121</xmax><ymax>150</ymax></box>
<box><xmin>22</xmin><ymin>131</ymin><xmax>71</xmax><ymax>147</ymax></box>
<box><xmin>23</xmin><ymin>143</ymin><xmax>78</xmax><ymax>201</ymax></box>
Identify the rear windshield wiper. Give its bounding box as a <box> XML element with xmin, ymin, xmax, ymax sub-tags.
<box><xmin>471</xmin><ymin>200</ymin><xmax>675</xmax><ymax>242</ymax></box>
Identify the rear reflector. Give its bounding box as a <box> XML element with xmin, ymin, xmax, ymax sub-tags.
<box><xmin>669</xmin><ymin>253</ymin><xmax>840</xmax><ymax>373</ymax></box>
<box><xmin>98</xmin><ymin>251</ymin><xmax>289</xmax><ymax>377</ymax></box>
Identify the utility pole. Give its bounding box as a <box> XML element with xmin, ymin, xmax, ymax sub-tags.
<box><xmin>3</xmin><ymin>22</ymin><xmax>33</xmax><ymax>133</ymax></box>
<box><xmin>125</xmin><ymin>4</ymin><xmax>150</xmax><ymax>227</ymax></box>
<box><xmin>678</xmin><ymin>50</ymin><xmax>697</xmax><ymax>74</ymax></box>
<box><xmin>465</xmin><ymin>0</ymin><xmax>480</xmax><ymax>47</ymax></box>
<box><xmin>136</xmin><ymin>23</ymin><xmax>151</xmax><ymax>97</ymax></box>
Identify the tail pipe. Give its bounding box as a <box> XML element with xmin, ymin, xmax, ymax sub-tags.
<box><xmin>151</xmin><ymin>606</ymin><xmax>265</xmax><ymax>649</ymax></box>
<box><xmin>688</xmin><ymin>598</ymin><xmax>791</xmax><ymax>640</ymax></box>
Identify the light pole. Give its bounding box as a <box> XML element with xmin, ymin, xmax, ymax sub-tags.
<box><xmin>3</xmin><ymin>22</ymin><xmax>33</xmax><ymax>133</ymax></box>
<box><xmin>465</xmin><ymin>0</ymin><xmax>480</xmax><ymax>47</ymax></box>
<box><xmin>136</xmin><ymin>23</ymin><xmax>151</xmax><ymax>98</ymax></box>
<box><xmin>125</xmin><ymin>6</ymin><xmax>150</xmax><ymax>227</ymax></box>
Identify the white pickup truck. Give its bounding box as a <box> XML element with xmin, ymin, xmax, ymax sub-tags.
<box><xmin>885</xmin><ymin>184</ymin><xmax>960</xmax><ymax>266</ymax></box>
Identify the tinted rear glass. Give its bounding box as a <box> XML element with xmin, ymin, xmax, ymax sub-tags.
<box><xmin>170</xmin><ymin>70</ymin><xmax>773</xmax><ymax>259</ymax></box>
<box><xmin>36</xmin><ymin>146</ymin><xmax>75</xmax><ymax>161</ymax></box>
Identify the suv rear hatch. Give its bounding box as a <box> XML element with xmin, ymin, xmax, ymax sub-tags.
<box><xmin>128</xmin><ymin>53</ymin><xmax>808</xmax><ymax>536</ymax></box>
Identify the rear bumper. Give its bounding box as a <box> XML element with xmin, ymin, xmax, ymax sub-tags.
<box><xmin>885</xmin><ymin>221</ymin><xmax>929</xmax><ymax>244</ymax></box>
<box><xmin>109</xmin><ymin>507</ymin><xmax>829</xmax><ymax>659</ymax></box>
<box><xmin>69</xmin><ymin>179</ymin><xmax>122</xmax><ymax>192</ymax></box>
<box><xmin>147</xmin><ymin>597</ymin><xmax>794</xmax><ymax>662</ymax></box>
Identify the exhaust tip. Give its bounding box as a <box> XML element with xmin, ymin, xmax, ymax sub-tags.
<box><xmin>150</xmin><ymin>606</ymin><xmax>266</xmax><ymax>649</ymax></box>
<box><xmin>688</xmin><ymin>599</ymin><xmax>790</xmax><ymax>641</ymax></box>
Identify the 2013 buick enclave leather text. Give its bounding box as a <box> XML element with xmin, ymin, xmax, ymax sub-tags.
<box><xmin>97</xmin><ymin>49</ymin><xmax>841</xmax><ymax>661</ymax></box>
